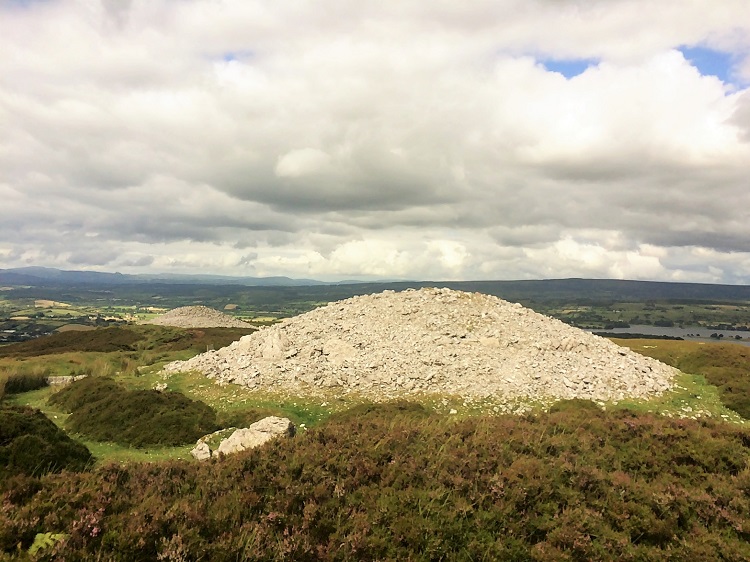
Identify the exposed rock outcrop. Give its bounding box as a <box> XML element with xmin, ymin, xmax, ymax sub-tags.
<box><xmin>191</xmin><ymin>417</ymin><xmax>295</xmax><ymax>460</ymax></box>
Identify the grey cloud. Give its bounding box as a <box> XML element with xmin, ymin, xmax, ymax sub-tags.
<box><xmin>232</xmin><ymin>240</ymin><xmax>258</xmax><ymax>250</ymax></box>
<box><xmin>237</xmin><ymin>253</ymin><xmax>258</xmax><ymax>266</ymax></box>
<box><xmin>489</xmin><ymin>225</ymin><xmax>562</xmax><ymax>247</ymax></box>
<box><xmin>101</xmin><ymin>0</ymin><xmax>133</xmax><ymax>28</ymax></box>
<box><xmin>119</xmin><ymin>255</ymin><xmax>155</xmax><ymax>267</ymax></box>
<box><xmin>263</xmin><ymin>231</ymin><xmax>297</xmax><ymax>248</ymax></box>
<box><xmin>642</xmin><ymin>230</ymin><xmax>750</xmax><ymax>253</ymax></box>
<box><xmin>68</xmin><ymin>250</ymin><xmax>119</xmax><ymax>266</ymax></box>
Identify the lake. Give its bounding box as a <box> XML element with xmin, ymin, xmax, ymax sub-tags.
<box><xmin>590</xmin><ymin>324</ymin><xmax>750</xmax><ymax>347</ymax></box>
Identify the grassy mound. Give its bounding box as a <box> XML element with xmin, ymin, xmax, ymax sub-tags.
<box><xmin>2</xmin><ymin>402</ymin><xmax>749</xmax><ymax>560</ymax></box>
<box><xmin>0</xmin><ymin>405</ymin><xmax>92</xmax><ymax>480</ymax></box>
<box><xmin>48</xmin><ymin>376</ymin><xmax>121</xmax><ymax>412</ymax></box>
<box><xmin>49</xmin><ymin>377</ymin><xmax>219</xmax><ymax>447</ymax></box>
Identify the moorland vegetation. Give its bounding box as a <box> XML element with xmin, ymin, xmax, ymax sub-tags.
<box><xmin>0</xmin><ymin>404</ymin><xmax>92</xmax><ymax>481</ymax></box>
<box><xmin>1</xmin><ymin>401</ymin><xmax>750</xmax><ymax>560</ymax></box>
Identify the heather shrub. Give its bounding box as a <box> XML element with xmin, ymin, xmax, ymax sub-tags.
<box><xmin>2</xmin><ymin>402</ymin><xmax>749</xmax><ymax>560</ymax></box>
<box><xmin>0</xmin><ymin>405</ymin><xmax>92</xmax><ymax>481</ymax></box>
<box><xmin>49</xmin><ymin>377</ymin><xmax>218</xmax><ymax>447</ymax></box>
<box><xmin>2</xmin><ymin>371</ymin><xmax>50</xmax><ymax>395</ymax></box>
<box><xmin>327</xmin><ymin>399</ymin><xmax>432</xmax><ymax>423</ymax></box>
<box><xmin>48</xmin><ymin>376</ymin><xmax>121</xmax><ymax>412</ymax></box>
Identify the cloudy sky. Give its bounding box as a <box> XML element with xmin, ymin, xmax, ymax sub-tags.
<box><xmin>2</xmin><ymin>0</ymin><xmax>750</xmax><ymax>282</ymax></box>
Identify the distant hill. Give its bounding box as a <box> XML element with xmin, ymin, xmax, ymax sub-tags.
<box><xmin>429</xmin><ymin>278</ymin><xmax>750</xmax><ymax>302</ymax></box>
<box><xmin>0</xmin><ymin>267</ymin><xmax>326</xmax><ymax>287</ymax></box>
<box><xmin>1</xmin><ymin>266</ymin><xmax>130</xmax><ymax>285</ymax></box>
<box><xmin>271</xmin><ymin>278</ymin><xmax>750</xmax><ymax>304</ymax></box>
<box><xmin>1</xmin><ymin>267</ymin><xmax>750</xmax><ymax>303</ymax></box>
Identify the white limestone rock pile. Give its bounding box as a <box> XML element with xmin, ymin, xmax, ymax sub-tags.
<box><xmin>191</xmin><ymin>416</ymin><xmax>295</xmax><ymax>460</ymax></box>
<box><xmin>145</xmin><ymin>305</ymin><xmax>253</xmax><ymax>328</ymax></box>
<box><xmin>164</xmin><ymin>288</ymin><xmax>677</xmax><ymax>403</ymax></box>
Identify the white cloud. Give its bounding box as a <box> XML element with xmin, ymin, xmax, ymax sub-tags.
<box><xmin>275</xmin><ymin>148</ymin><xmax>332</xmax><ymax>178</ymax></box>
<box><xmin>0</xmin><ymin>0</ymin><xmax>749</xmax><ymax>282</ymax></box>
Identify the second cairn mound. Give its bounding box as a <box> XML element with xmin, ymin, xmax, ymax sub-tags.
<box><xmin>146</xmin><ymin>306</ymin><xmax>253</xmax><ymax>329</ymax></box>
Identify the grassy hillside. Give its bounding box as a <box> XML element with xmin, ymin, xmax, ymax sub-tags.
<box><xmin>615</xmin><ymin>339</ymin><xmax>750</xmax><ymax>419</ymax></box>
<box><xmin>0</xmin><ymin>325</ymin><xmax>255</xmax><ymax>391</ymax></box>
<box><xmin>4</xmin><ymin>330</ymin><xmax>749</xmax><ymax>466</ymax></box>
<box><xmin>49</xmin><ymin>377</ymin><xmax>220</xmax><ymax>447</ymax></box>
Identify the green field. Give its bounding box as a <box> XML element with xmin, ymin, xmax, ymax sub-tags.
<box><xmin>4</xmin><ymin>278</ymin><xmax>750</xmax><ymax>345</ymax></box>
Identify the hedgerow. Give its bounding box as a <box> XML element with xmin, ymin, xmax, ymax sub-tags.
<box><xmin>49</xmin><ymin>377</ymin><xmax>219</xmax><ymax>447</ymax></box>
<box><xmin>2</xmin><ymin>402</ymin><xmax>749</xmax><ymax>560</ymax></box>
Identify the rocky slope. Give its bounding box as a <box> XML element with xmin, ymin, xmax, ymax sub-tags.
<box><xmin>146</xmin><ymin>306</ymin><xmax>252</xmax><ymax>328</ymax></box>
<box><xmin>162</xmin><ymin>288</ymin><xmax>677</xmax><ymax>404</ymax></box>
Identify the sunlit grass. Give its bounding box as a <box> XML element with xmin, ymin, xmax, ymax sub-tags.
<box><xmin>610</xmin><ymin>372</ymin><xmax>744</xmax><ymax>423</ymax></box>
<box><xmin>613</xmin><ymin>338</ymin><xmax>750</xmax><ymax>420</ymax></box>
<box><xmin>81</xmin><ymin>441</ymin><xmax>193</xmax><ymax>464</ymax></box>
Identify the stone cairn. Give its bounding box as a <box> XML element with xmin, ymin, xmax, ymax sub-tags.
<box><xmin>146</xmin><ymin>305</ymin><xmax>253</xmax><ymax>328</ymax></box>
<box><xmin>163</xmin><ymin>288</ymin><xmax>676</xmax><ymax>404</ymax></box>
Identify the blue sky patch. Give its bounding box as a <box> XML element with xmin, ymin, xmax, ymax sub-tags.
<box><xmin>222</xmin><ymin>51</ymin><xmax>255</xmax><ymax>63</ymax></box>
<box><xmin>678</xmin><ymin>46</ymin><xmax>735</xmax><ymax>84</ymax></box>
<box><xmin>540</xmin><ymin>58</ymin><xmax>599</xmax><ymax>79</ymax></box>
<box><xmin>1</xmin><ymin>0</ymin><xmax>46</xmax><ymax>8</ymax></box>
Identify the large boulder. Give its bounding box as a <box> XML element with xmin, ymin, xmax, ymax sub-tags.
<box><xmin>191</xmin><ymin>416</ymin><xmax>295</xmax><ymax>460</ymax></box>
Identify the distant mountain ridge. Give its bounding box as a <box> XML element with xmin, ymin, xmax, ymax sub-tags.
<box><xmin>0</xmin><ymin>266</ymin><xmax>326</xmax><ymax>287</ymax></box>
<box><xmin>1</xmin><ymin>267</ymin><xmax>750</xmax><ymax>302</ymax></box>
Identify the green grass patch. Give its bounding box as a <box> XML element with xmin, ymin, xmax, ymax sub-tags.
<box><xmin>611</xmin><ymin>371</ymin><xmax>744</xmax><ymax>424</ymax></box>
<box><xmin>127</xmin><ymin>369</ymin><xmax>337</xmax><ymax>427</ymax></box>
<box><xmin>80</xmin><ymin>441</ymin><xmax>194</xmax><ymax>464</ymax></box>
